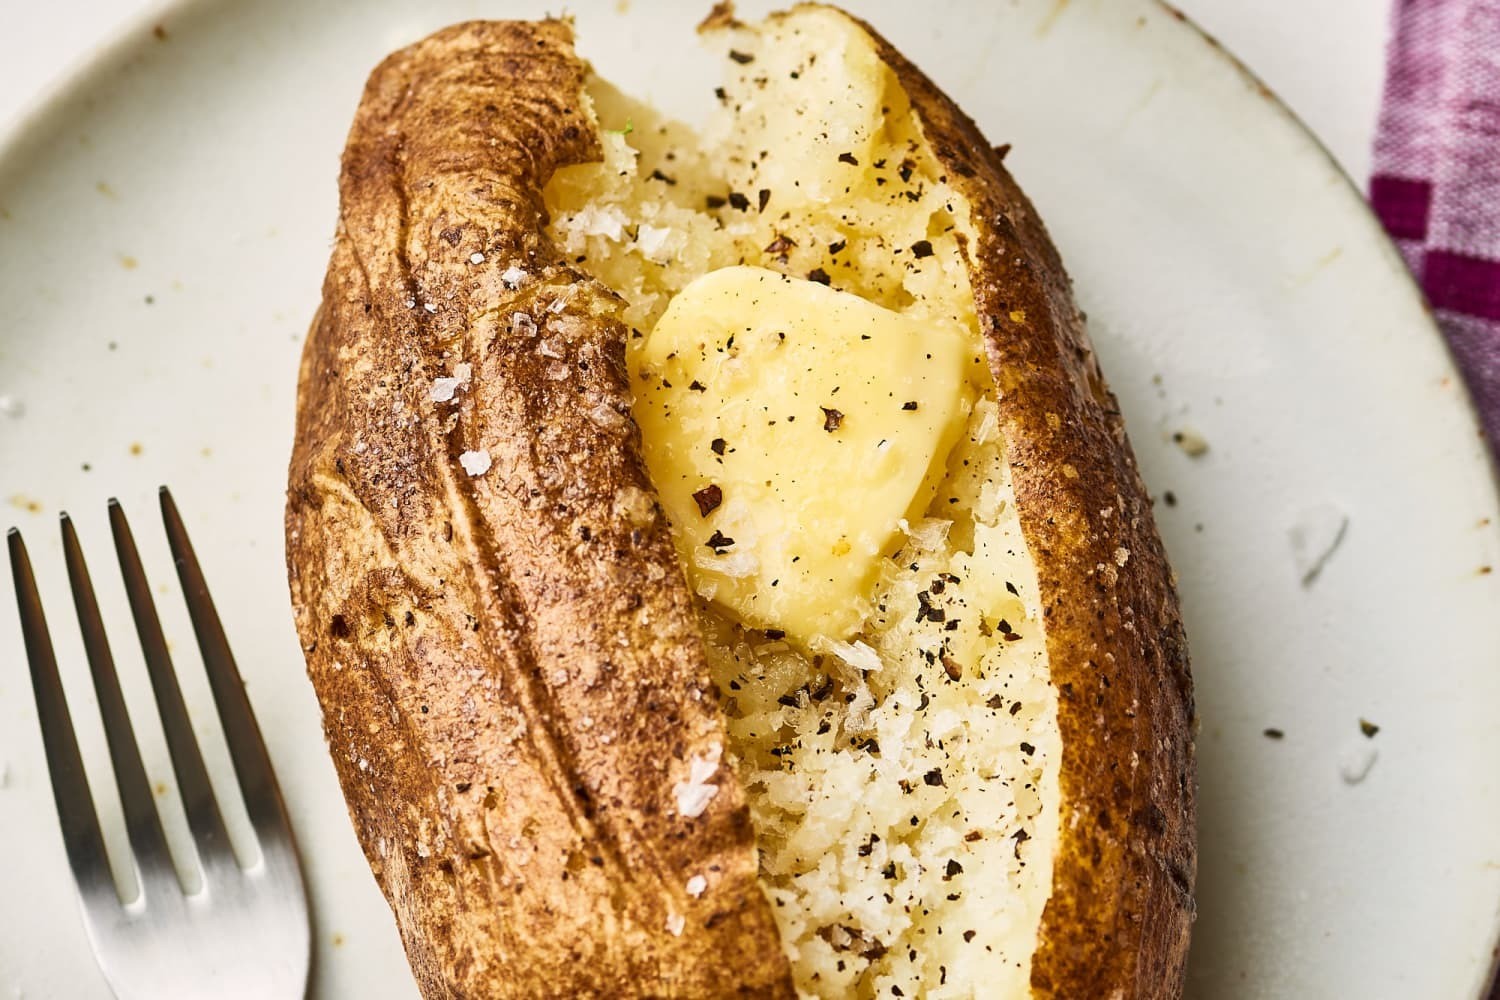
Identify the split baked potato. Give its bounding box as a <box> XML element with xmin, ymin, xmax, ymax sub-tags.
<box><xmin>285</xmin><ymin>5</ymin><xmax>1196</xmax><ymax>997</ymax></box>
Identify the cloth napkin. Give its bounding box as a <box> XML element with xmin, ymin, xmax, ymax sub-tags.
<box><xmin>1371</xmin><ymin>0</ymin><xmax>1500</xmax><ymax>451</ymax></box>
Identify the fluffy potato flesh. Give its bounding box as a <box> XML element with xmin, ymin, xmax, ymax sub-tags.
<box><xmin>545</xmin><ymin>9</ymin><xmax>1061</xmax><ymax>997</ymax></box>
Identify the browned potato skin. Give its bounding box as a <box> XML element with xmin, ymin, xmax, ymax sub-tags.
<box><xmin>287</xmin><ymin>9</ymin><xmax>1195</xmax><ymax>999</ymax></box>
<box><xmin>844</xmin><ymin>13</ymin><xmax>1199</xmax><ymax>997</ymax></box>
<box><xmin>285</xmin><ymin>19</ymin><xmax>793</xmax><ymax>1000</ymax></box>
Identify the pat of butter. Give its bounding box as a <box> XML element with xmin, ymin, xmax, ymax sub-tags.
<box><xmin>631</xmin><ymin>265</ymin><xmax>975</xmax><ymax>642</ymax></box>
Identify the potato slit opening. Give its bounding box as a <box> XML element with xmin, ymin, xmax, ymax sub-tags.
<box><xmin>544</xmin><ymin>9</ymin><xmax>1060</xmax><ymax>997</ymax></box>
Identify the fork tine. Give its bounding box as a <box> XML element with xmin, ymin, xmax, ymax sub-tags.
<box><xmin>158</xmin><ymin>487</ymin><xmax>296</xmax><ymax>846</ymax></box>
<box><xmin>7</xmin><ymin>528</ymin><xmax>115</xmax><ymax>901</ymax></box>
<box><xmin>61</xmin><ymin>514</ymin><xmax>180</xmax><ymax>896</ymax></box>
<box><xmin>108</xmin><ymin>499</ymin><xmax>233</xmax><ymax>867</ymax></box>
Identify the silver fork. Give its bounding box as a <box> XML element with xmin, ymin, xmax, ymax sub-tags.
<box><xmin>6</xmin><ymin>488</ymin><xmax>310</xmax><ymax>1000</ymax></box>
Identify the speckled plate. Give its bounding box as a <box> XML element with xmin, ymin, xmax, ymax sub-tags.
<box><xmin>2</xmin><ymin>0</ymin><xmax>1498</xmax><ymax>997</ymax></box>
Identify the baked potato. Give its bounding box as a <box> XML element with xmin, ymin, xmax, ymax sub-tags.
<box><xmin>285</xmin><ymin>4</ymin><xmax>1195</xmax><ymax>997</ymax></box>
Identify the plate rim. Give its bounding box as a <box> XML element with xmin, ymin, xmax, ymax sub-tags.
<box><xmin>0</xmin><ymin>0</ymin><xmax>199</xmax><ymax>163</ymax></box>
<box><xmin>1148</xmin><ymin>0</ymin><xmax>1495</xmax><ymax>483</ymax></box>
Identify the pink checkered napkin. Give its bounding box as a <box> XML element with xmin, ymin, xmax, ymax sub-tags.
<box><xmin>1371</xmin><ymin>0</ymin><xmax>1500</xmax><ymax>451</ymax></box>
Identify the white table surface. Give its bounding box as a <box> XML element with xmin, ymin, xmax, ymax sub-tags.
<box><xmin>0</xmin><ymin>0</ymin><xmax>1390</xmax><ymax>185</ymax></box>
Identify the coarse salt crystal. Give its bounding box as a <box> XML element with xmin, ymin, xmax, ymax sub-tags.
<box><xmin>674</xmin><ymin>781</ymin><xmax>718</xmax><ymax>818</ymax></box>
<box><xmin>470</xmin><ymin>252</ymin><xmax>486</xmax><ymax>265</ymax></box>
<box><xmin>501</xmin><ymin>266</ymin><xmax>527</xmax><ymax>288</ymax></box>
<box><xmin>423</xmin><ymin>301</ymin><xmax>438</xmax><ymax>313</ymax></box>
<box><xmin>513</xmin><ymin>312</ymin><xmax>538</xmax><ymax>337</ymax></box>
<box><xmin>579</xmin><ymin>204</ymin><xmax>629</xmax><ymax>241</ymax></box>
<box><xmin>666</xmin><ymin>912</ymin><xmax>686</xmax><ymax>936</ymax></box>
<box><xmin>823</xmin><ymin>639</ymin><xmax>881</xmax><ymax>673</ymax></box>
<box><xmin>539</xmin><ymin>338</ymin><xmax>565</xmax><ymax>359</ymax></box>
<box><xmin>673</xmin><ymin>745</ymin><xmax>722</xmax><ymax>818</ymax></box>
<box><xmin>636</xmin><ymin>223</ymin><xmax>672</xmax><ymax>258</ymax></box>
<box><xmin>972</xmin><ymin>399</ymin><xmax>999</xmax><ymax>444</ymax></box>
<box><xmin>587</xmin><ymin>402</ymin><xmax>626</xmax><ymax>430</ymax></box>
<box><xmin>685</xmin><ymin>875</ymin><xmax>707</xmax><ymax>897</ymax></box>
<box><xmin>696</xmin><ymin>547</ymin><xmax>757</xmax><ymax>578</ymax></box>
<box><xmin>613</xmin><ymin>486</ymin><xmax>657</xmax><ymax>527</ymax></box>
<box><xmin>429</xmin><ymin>377</ymin><xmax>461</xmax><ymax>403</ymax></box>
<box><xmin>459</xmin><ymin>450</ymin><xmax>492</xmax><ymax>476</ymax></box>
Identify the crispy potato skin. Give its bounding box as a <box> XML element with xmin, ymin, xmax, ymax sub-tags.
<box><xmin>846</xmin><ymin>12</ymin><xmax>1198</xmax><ymax>997</ymax></box>
<box><xmin>288</xmin><ymin>9</ymin><xmax>1194</xmax><ymax>1000</ymax></box>
<box><xmin>285</xmin><ymin>20</ymin><xmax>793</xmax><ymax>999</ymax></box>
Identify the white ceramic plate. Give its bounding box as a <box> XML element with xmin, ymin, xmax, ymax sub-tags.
<box><xmin>2</xmin><ymin>1</ymin><xmax>1497</xmax><ymax>997</ymax></box>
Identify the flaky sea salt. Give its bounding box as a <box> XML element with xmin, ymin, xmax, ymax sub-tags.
<box><xmin>696</xmin><ymin>546</ymin><xmax>757</xmax><ymax>579</ymax></box>
<box><xmin>469</xmin><ymin>252</ymin><xmax>486</xmax><ymax>265</ymax></box>
<box><xmin>587</xmin><ymin>402</ymin><xmax>627</xmax><ymax>430</ymax></box>
<box><xmin>501</xmin><ymin>266</ymin><xmax>528</xmax><ymax>289</ymax></box>
<box><xmin>429</xmin><ymin>378</ymin><xmax>461</xmax><ymax>403</ymax></box>
<box><xmin>577</xmin><ymin>204</ymin><xmax>629</xmax><ymax>241</ymax></box>
<box><xmin>902</xmin><ymin>517</ymin><xmax>952</xmax><ymax>552</ymax></box>
<box><xmin>823</xmin><ymin>639</ymin><xmax>882</xmax><ymax>673</ymax></box>
<box><xmin>971</xmin><ymin>398</ymin><xmax>998</xmax><ymax>445</ymax></box>
<box><xmin>636</xmin><ymin>223</ymin><xmax>672</xmax><ymax>258</ymax></box>
<box><xmin>685</xmin><ymin>875</ymin><xmax>707</xmax><ymax>897</ymax></box>
<box><xmin>459</xmin><ymin>450</ymin><xmax>492</xmax><ymax>476</ymax></box>
<box><xmin>673</xmin><ymin>745</ymin><xmax>722</xmax><ymax>818</ymax></box>
<box><xmin>613</xmin><ymin>486</ymin><xmax>657</xmax><ymax>528</ymax></box>
<box><xmin>666</xmin><ymin>912</ymin><xmax>686</xmax><ymax>937</ymax></box>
